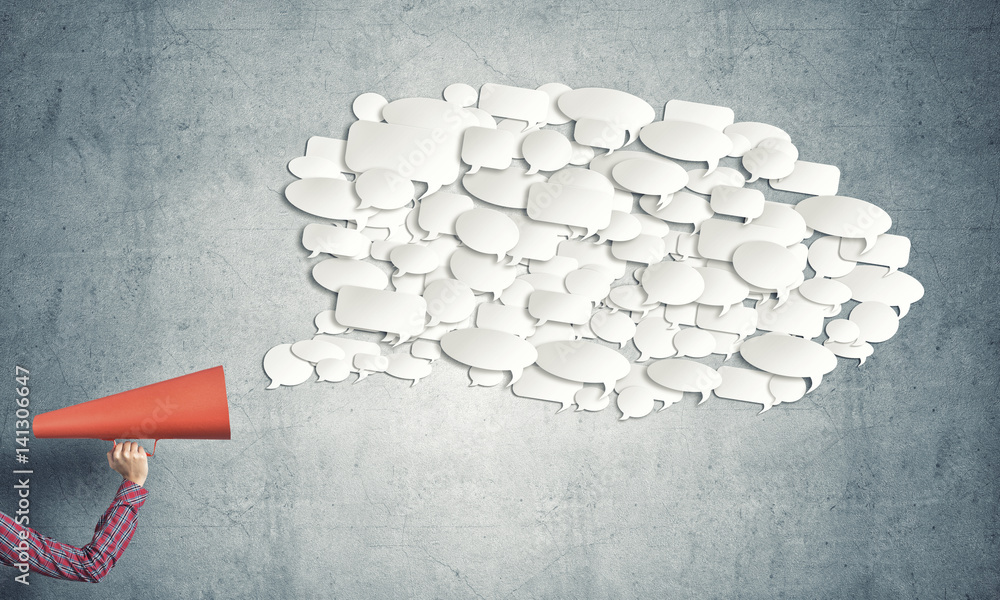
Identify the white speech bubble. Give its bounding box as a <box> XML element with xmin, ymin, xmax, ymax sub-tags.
<box><xmin>795</xmin><ymin>196</ymin><xmax>892</xmax><ymax>253</ymax></box>
<box><xmin>633</xmin><ymin>316</ymin><xmax>679</xmax><ymax>362</ymax></box>
<box><xmin>725</xmin><ymin>131</ymin><xmax>752</xmax><ymax>157</ymax></box>
<box><xmin>315</xmin><ymin>357</ymin><xmax>352</xmax><ymax>383</ymax></box>
<box><xmin>534</xmin><ymin>340</ymin><xmax>631</xmax><ymax>398</ymax></box>
<box><xmin>335</xmin><ymin>285</ymin><xmax>427</xmax><ymax>345</ymax></box>
<box><xmin>611</xmin><ymin>158</ymin><xmax>688</xmax><ymax>199</ymax></box>
<box><xmin>723</xmin><ymin>122</ymin><xmax>791</xmax><ymax>148</ymax></box>
<box><xmin>614</xmin><ymin>363</ymin><xmax>685</xmax><ymax>410</ymax></box>
<box><xmin>639</xmin><ymin>192</ymin><xmax>714</xmax><ymax>233</ymax></box>
<box><xmin>607</xmin><ymin>285</ymin><xmax>658</xmax><ymax>316</ymax></box>
<box><xmin>385</xmin><ymin>354</ymin><xmax>432</xmax><ymax>386</ymax></box>
<box><xmin>849</xmin><ymin>301</ymin><xmax>899</xmax><ymax>343</ymax></box>
<box><xmin>633</xmin><ymin>213</ymin><xmax>673</xmax><ymax>238</ymax></box>
<box><xmin>808</xmin><ymin>235</ymin><xmax>857</xmax><ymax>279</ymax></box>
<box><xmin>733</xmin><ymin>241</ymin><xmax>801</xmax><ymax>303</ymax></box>
<box><xmin>527</xmin><ymin>168</ymin><xmax>615</xmax><ymax>239</ymax></box>
<box><xmin>312</xmin><ymin>336</ymin><xmax>382</xmax><ymax>373</ymax></box>
<box><xmin>475</xmin><ymin>302</ymin><xmax>537</xmax><ymax>338</ymax></box>
<box><xmin>506</xmin><ymin>217</ymin><xmax>568</xmax><ymax>265</ymax></box>
<box><xmin>462</xmin><ymin>166</ymin><xmax>547</xmax><ymax>209</ymax></box>
<box><xmin>305</xmin><ymin>136</ymin><xmax>352</xmax><ymax>174</ymax></box>
<box><xmin>263</xmin><ymin>343</ymin><xmax>315</xmax><ymax>389</ymax></box>
<box><xmin>564</xmin><ymin>268</ymin><xmax>613</xmax><ymax>304</ymax></box>
<box><xmin>499</xmin><ymin>278</ymin><xmax>534</xmax><ymax>309</ymax></box>
<box><xmin>478</xmin><ymin>83</ymin><xmax>549</xmax><ymax>129</ymax></box>
<box><xmin>798</xmin><ymin>277</ymin><xmax>852</xmax><ymax>314</ymax></box>
<box><xmin>512</xmin><ymin>364</ymin><xmax>582</xmax><ymax>412</ymax></box>
<box><xmin>739</xmin><ymin>332</ymin><xmax>837</xmax><ymax>392</ymax></box>
<box><xmin>440</xmin><ymin>327</ymin><xmax>538</xmax><ymax>385</ymax></box>
<box><xmin>684</xmin><ymin>167</ymin><xmax>745</xmax><ymax>196</ymax></box>
<box><xmin>593</xmin><ymin>210</ymin><xmax>642</xmax><ymax>244</ymax></box>
<box><xmin>663</xmin><ymin>99</ymin><xmax>734</xmax><ymax>131</ymax></box>
<box><xmin>302</xmin><ymin>224</ymin><xmax>372</xmax><ymax>259</ymax></box>
<box><xmin>353</xmin><ymin>92</ymin><xmax>388</xmax><ymax>122</ymax></box>
<box><xmin>495</xmin><ymin>118</ymin><xmax>532</xmax><ymax>159</ymax></box>
<box><xmin>838</xmin><ymin>233</ymin><xmax>911</xmax><ymax>273</ymax></box>
<box><xmin>389</xmin><ymin>244</ymin><xmax>439</xmax><ymax>277</ymax></box>
<box><xmin>823</xmin><ymin>339</ymin><xmax>875</xmax><ymax>365</ymax></box>
<box><xmin>696</xmin><ymin>219</ymin><xmax>797</xmax><ymax>263</ymax></box>
<box><xmin>834</xmin><ymin>265</ymin><xmax>924</xmax><ymax>317</ymax></box>
<box><xmin>354</xmin><ymin>167</ymin><xmax>414</xmax><ymax>210</ymax></box>
<box><xmin>461</xmin><ymin>126</ymin><xmax>515</xmax><ymax>174</ymax></box>
<box><xmin>519</xmin><ymin>273</ymin><xmax>567</xmax><ymax>294</ymax></box>
<box><xmin>640</xmin><ymin>120</ymin><xmax>734</xmax><ymax>173</ymax></box>
<box><xmin>291</xmin><ymin>339</ymin><xmax>347</xmax><ymax>364</ymax></box>
<box><xmin>671</xmin><ymin>327</ymin><xmax>716</xmax><ymax>358</ymax></box>
<box><xmin>315</xmin><ymin>309</ymin><xmax>349</xmax><ymax>335</ymax></box>
<box><xmin>769</xmin><ymin>160</ymin><xmax>840</xmax><ymax>196</ymax></box>
<box><xmin>527</xmin><ymin>322</ymin><xmax>577</xmax><ymax>347</ymax></box>
<box><xmin>410</xmin><ymin>339</ymin><xmax>442</xmax><ymax>362</ymax></box>
<box><xmin>757</xmin><ymin>136</ymin><xmax>798</xmax><ymax>160</ymax></box>
<box><xmin>754</xmin><ymin>290</ymin><xmax>828</xmax><ymax>338</ymax></box>
<box><xmin>468</xmin><ymin>366</ymin><xmax>505</xmax><ymax>387</ymax></box>
<box><xmin>285</xmin><ymin>178</ymin><xmax>376</xmax><ymax>228</ymax></box>
<box><xmin>416</xmin><ymin>191</ymin><xmax>473</xmax><ymax>240</ymax></box>
<box><xmin>568</xmin><ymin>386</ymin><xmax>607</xmax><ymax>412</ymax></box>
<box><xmin>443</xmin><ymin>83</ymin><xmax>478</xmax><ymax>107</ymax></box>
<box><xmin>288</xmin><ymin>156</ymin><xmax>345</xmax><ymax>180</ymax></box>
<box><xmin>588</xmin><ymin>309</ymin><xmax>636</xmax><ymax>347</ymax></box>
<box><xmin>825</xmin><ymin>319</ymin><xmax>861</xmax><ymax>344</ymax></box>
<box><xmin>712</xmin><ymin>365</ymin><xmax>776</xmax><ymax>412</ymax></box>
<box><xmin>449</xmin><ymin>246</ymin><xmax>518</xmax><ymax>300</ymax></box>
<box><xmin>535</xmin><ymin>82</ymin><xmax>573</xmax><ymax>124</ymax></box>
<box><xmin>557</xmin><ymin>240</ymin><xmax>627</xmax><ymax>279</ymax></box>
<box><xmin>646</xmin><ymin>358</ymin><xmax>722</xmax><ymax>404</ymax></box>
<box><xmin>611</xmin><ymin>234</ymin><xmax>666</xmax><ymax>265</ymax></box>
<box><xmin>767</xmin><ymin>374</ymin><xmax>807</xmax><ymax>406</ymax></box>
<box><xmin>557</xmin><ymin>87</ymin><xmax>656</xmax><ymax>146</ymax></box>
<box><xmin>569</xmin><ymin>140</ymin><xmax>596</xmax><ymax>166</ymax></box>
<box><xmin>421</xmin><ymin>278</ymin><xmax>476</xmax><ymax>327</ymax></box>
<box><xmin>710</xmin><ymin>186</ymin><xmax>764</xmax><ymax>224</ymax></box>
<box><xmin>528</xmin><ymin>255</ymin><xmax>579</xmax><ymax>279</ymax></box>
<box><xmin>741</xmin><ymin>146</ymin><xmax>796</xmax><ymax>183</ymax></box>
<box><xmin>391</xmin><ymin>272</ymin><xmax>426</xmax><ymax>296</ymax></box>
<box><xmin>521</xmin><ymin>129</ymin><xmax>572</xmax><ymax>175</ymax></box>
<box><xmin>572</xmin><ymin>117</ymin><xmax>627</xmax><ymax>152</ymax></box>
<box><xmin>641</xmin><ymin>261</ymin><xmax>705</xmax><ymax>305</ymax></box>
<box><xmin>526</xmin><ymin>290</ymin><xmax>593</xmax><ymax>326</ymax></box>
<box><xmin>353</xmin><ymin>353</ymin><xmax>390</xmax><ymax>382</ymax></box>
<box><xmin>455</xmin><ymin>207</ymin><xmax>520</xmax><ymax>261</ymax></box>
<box><xmin>617</xmin><ymin>386</ymin><xmax>655</xmax><ymax>420</ymax></box>
<box><xmin>695</xmin><ymin>304</ymin><xmax>758</xmax><ymax>337</ymax></box>
<box><xmin>345</xmin><ymin>120</ymin><xmax>462</xmax><ymax>199</ymax></box>
<box><xmin>690</xmin><ymin>266</ymin><xmax>747</xmax><ymax>314</ymax></box>
<box><xmin>312</xmin><ymin>258</ymin><xmax>389</xmax><ymax>294</ymax></box>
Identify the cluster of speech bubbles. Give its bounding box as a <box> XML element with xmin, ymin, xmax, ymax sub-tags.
<box><xmin>263</xmin><ymin>82</ymin><xmax>924</xmax><ymax>419</ymax></box>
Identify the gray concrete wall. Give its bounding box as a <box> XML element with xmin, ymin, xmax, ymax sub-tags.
<box><xmin>1</xmin><ymin>0</ymin><xmax>997</xmax><ymax>597</ymax></box>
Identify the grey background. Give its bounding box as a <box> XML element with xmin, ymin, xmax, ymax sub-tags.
<box><xmin>1</xmin><ymin>0</ymin><xmax>998</xmax><ymax>597</ymax></box>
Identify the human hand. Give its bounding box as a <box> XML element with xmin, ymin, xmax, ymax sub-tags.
<box><xmin>107</xmin><ymin>441</ymin><xmax>149</xmax><ymax>487</ymax></box>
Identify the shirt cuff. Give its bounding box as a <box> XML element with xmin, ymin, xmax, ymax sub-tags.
<box><xmin>115</xmin><ymin>479</ymin><xmax>148</xmax><ymax>508</ymax></box>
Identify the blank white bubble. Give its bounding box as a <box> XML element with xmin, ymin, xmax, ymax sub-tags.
<box><xmin>633</xmin><ymin>316</ymin><xmax>679</xmax><ymax>362</ymax></box>
<box><xmin>757</xmin><ymin>137</ymin><xmax>799</xmax><ymax>161</ymax></box>
<box><xmin>733</xmin><ymin>241</ymin><xmax>801</xmax><ymax>302</ymax></box>
<box><xmin>795</xmin><ymin>196</ymin><xmax>892</xmax><ymax>253</ymax></box>
<box><xmin>693</xmin><ymin>266</ymin><xmax>749</xmax><ymax>313</ymax></box>
<box><xmin>770</xmin><ymin>160</ymin><xmax>841</xmax><ymax>196</ymax></box>
<box><xmin>285</xmin><ymin>178</ymin><xmax>375</xmax><ymax>227</ymax></box>
<box><xmin>444</xmin><ymin>83</ymin><xmax>478</xmax><ymax>107</ymax></box>
<box><xmin>557</xmin><ymin>239</ymin><xmax>627</xmax><ymax>279</ymax></box>
<box><xmin>611</xmin><ymin>158</ymin><xmax>688</xmax><ymax>197</ymax></box>
<box><xmin>569</xmin><ymin>141</ymin><xmax>595</xmax><ymax>166</ymax></box>
<box><xmin>799</xmin><ymin>277</ymin><xmax>852</xmax><ymax>312</ymax></box>
<box><xmin>302</xmin><ymin>224</ymin><xmax>371</xmax><ymax>259</ymax></box>
<box><xmin>608</xmin><ymin>285</ymin><xmax>658</xmax><ymax>316</ymax></box>
<box><xmin>527</xmin><ymin>290</ymin><xmax>593</xmax><ymax>326</ymax></box>
<box><xmin>288</xmin><ymin>156</ymin><xmax>345</xmax><ymax>180</ymax></box>
<box><xmin>714</xmin><ymin>366</ymin><xmax>776</xmax><ymax>412</ymax></box>
<box><xmin>527</xmin><ymin>174</ymin><xmax>614</xmax><ymax>238</ymax></box>
<box><xmin>264</xmin><ymin>343</ymin><xmax>314</xmax><ymax>389</ymax></box>
<box><xmin>312</xmin><ymin>257</ymin><xmax>389</xmax><ymax>293</ymax></box>
<box><xmin>354</xmin><ymin>353</ymin><xmax>390</xmax><ymax>381</ymax></box>
<box><xmin>519</xmin><ymin>272</ymin><xmax>567</xmax><ymax>294</ymax></box>
<box><xmin>461</xmin><ymin>126</ymin><xmax>515</xmax><ymax>174</ymax></box>
<box><xmin>834</xmin><ymin>265</ymin><xmax>924</xmax><ymax>317</ymax></box>
<box><xmin>479</xmin><ymin>83</ymin><xmax>549</xmax><ymax>129</ymax></box>
<box><xmin>808</xmin><ymin>236</ymin><xmax>857</xmax><ymax>279</ymax></box>
<box><xmin>823</xmin><ymin>339</ymin><xmax>875</xmax><ymax>365</ymax></box>
<box><xmin>386</xmin><ymin>354</ymin><xmax>433</xmax><ymax>386</ymax></box>
<box><xmin>314</xmin><ymin>336</ymin><xmax>381</xmax><ymax>373</ymax></box>
<box><xmin>825</xmin><ymin>319</ymin><xmax>861</xmax><ymax>344</ymax></box>
<box><xmin>742</xmin><ymin>146</ymin><xmax>796</xmax><ymax>183</ymax></box>
<box><xmin>355</xmin><ymin>167</ymin><xmax>414</xmax><ymax>210</ymax></box>
<box><xmin>450</xmin><ymin>246</ymin><xmax>518</xmax><ymax>300</ymax></box>
<box><xmin>440</xmin><ymin>328</ymin><xmax>538</xmax><ymax>385</ymax></box>
<box><xmin>557</xmin><ymin>87</ymin><xmax>656</xmax><ymax>146</ymax></box>
<box><xmin>849</xmin><ymin>301</ymin><xmax>899</xmax><ymax>343</ymax></box>
<box><xmin>572</xmin><ymin>387</ymin><xmax>609</xmax><ymax>412</ymax></box>
<box><xmin>639</xmin><ymin>192</ymin><xmax>714</xmax><ymax>233</ymax></box>
<box><xmin>422</xmin><ymin>278</ymin><xmax>476</xmax><ymax>326</ymax></box>
<box><xmin>315</xmin><ymin>309</ymin><xmax>348</xmax><ymax>335</ymax></box>
<box><xmin>662</xmin><ymin>99</ymin><xmax>735</xmax><ymax>131</ymax></box>
<box><xmin>455</xmin><ymin>207</ymin><xmax>520</xmax><ymax>260</ymax></box>
<box><xmin>410</xmin><ymin>339</ymin><xmax>442</xmax><ymax>362</ymax></box>
<box><xmin>672</xmin><ymin>327</ymin><xmax>716</xmax><ymax>358</ymax></box>
<box><xmin>642</xmin><ymin>261</ymin><xmax>705</xmax><ymax>306</ymax></box>
<box><xmin>839</xmin><ymin>233</ymin><xmax>911</xmax><ymax>273</ymax></box>
<box><xmin>390</xmin><ymin>244</ymin><xmax>440</xmax><ymax>277</ymax></box>
<box><xmin>696</xmin><ymin>304</ymin><xmax>758</xmax><ymax>337</ymax></box>
<box><xmin>640</xmin><ymin>120</ymin><xmax>733</xmax><ymax>173</ymax></box>
<box><xmin>614</xmin><ymin>363</ymin><xmax>685</xmax><ymax>410</ymax></box>
<box><xmin>353</xmin><ymin>92</ymin><xmax>388</xmax><ymax>122</ymax></box>
<box><xmin>305</xmin><ymin>136</ymin><xmax>352</xmax><ymax>174</ymax></box>
<box><xmin>725</xmin><ymin>131</ymin><xmax>752</xmax><ymax>157</ymax></box>
<box><xmin>710</xmin><ymin>185</ymin><xmax>764</xmax><ymax>223</ymax></box>
<box><xmin>589</xmin><ymin>310</ymin><xmax>636</xmax><ymax>347</ymax></box>
<box><xmin>462</xmin><ymin>166</ymin><xmax>546</xmax><ymax>209</ymax></box>
<box><xmin>535</xmin><ymin>82</ymin><xmax>573</xmax><ymax>125</ymax></box>
<box><xmin>617</xmin><ymin>386</ymin><xmax>655</xmax><ymax>420</ymax></box>
<box><xmin>594</xmin><ymin>210</ymin><xmax>642</xmax><ymax>245</ymax></box>
<box><xmin>685</xmin><ymin>167</ymin><xmax>745</xmax><ymax>196</ymax></box>
<box><xmin>534</xmin><ymin>340</ymin><xmax>631</xmax><ymax>398</ymax></box>
<box><xmin>499</xmin><ymin>278</ymin><xmax>535</xmax><ymax>308</ymax></box>
<box><xmin>611</xmin><ymin>234</ymin><xmax>666</xmax><ymax>265</ymax></box>
<box><xmin>646</xmin><ymin>358</ymin><xmax>722</xmax><ymax>404</ymax></box>
<box><xmin>476</xmin><ymin>302</ymin><xmax>537</xmax><ymax>338</ymax></box>
<box><xmin>291</xmin><ymin>339</ymin><xmax>347</xmax><ymax>364</ymax></box>
<box><xmin>335</xmin><ymin>286</ymin><xmax>428</xmax><ymax>345</ymax></box>
<box><xmin>316</xmin><ymin>358</ymin><xmax>352</xmax><ymax>383</ymax></box>
<box><xmin>522</xmin><ymin>129</ymin><xmax>573</xmax><ymax>174</ymax></box>
<box><xmin>739</xmin><ymin>333</ymin><xmax>837</xmax><ymax>392</ymax></box>
<box><xmin>512</xmin><ymin>365</ymin><xmax>582</xmax><ymax>412</ymax></box>
<box><xmin>468</xmin><ymin>366</ymin><xmax>505</xmax><ymax>387</ymax></box>
<box><xmin>565</xmin><ymin>268</ymin><xmax>613</xmax><ymax>303</ymax></box>
<box><xmin>417</xmin><ymin>191</ymin><xmax>474</xmax><ymax>240</ymax></box>
<box><xmin>754</xmin><ymin>290</ymin><xmax>828</xmax><ymax>339</ymax></box>
<box><xmin>723</xmin><ymin>122</ymin><xmax>791</xmax><ymax>148</ymax></box>
<box><xmin>768</xmin><ymin>375</ymin><xmax>807</xmax><ymax>405</ymax></box>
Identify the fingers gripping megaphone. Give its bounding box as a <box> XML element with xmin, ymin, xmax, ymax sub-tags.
<box><xmin>33</xmin><ymin>366</ymin><xmax>230</xmax><ymax>457</ymax></box>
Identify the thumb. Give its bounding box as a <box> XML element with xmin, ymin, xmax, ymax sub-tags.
<box><xmin>107</xmin><ymin>450</ymin><xmax>114</xmax><ymax>466</ymax></box>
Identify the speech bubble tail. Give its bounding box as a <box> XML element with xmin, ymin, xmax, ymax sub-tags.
<box><xmin>394</xmin><ymin>334</ymin><xmax>410</xmax><ymax>346</ymax></box>
<box><xmin>657</xmin><ymin>402</ymin><xmax>668</xmax><ymax>412</ymax></box>
<box><xmin>496</xmin><ymin>253</ymin><xmax>505</xmax><ymax>263</ymax></box>
<box><xmin>861</xmin><ymin>236</ymin><xmax>877</xmax><ymax>255</ymax></box>
<box><xmin>619</xmin><ymin>414</ymin><xmax>629</xmax><ymax>421</ymax></box>
<box><xmin>758</xmin><ymin>403</ymin><xmax>772</xmax><ymax>415</ymax></box>
<box><xmin>637</xmin><ymin>352</ymin><xmax>650</xmax><ymax>362</ymax></box>
<box><xmin>507</xmin><ymin>255</ymin><xmax>522</xmax><ymax>266</ymax></box>
<box><xmin>807</xmin><ymin>374</ymin><xmax>821</xmax><ymax>393</ymax></box>
<box><xmin>427</xmin><ymin>316</ymin><xmax>440</xmax><ymax>327</ymax></box>
<box><xmin>354</xmin><ymin>215</ymin><xmax>368</xmax><ymax>231</ymax></box>
<box><xmin>508</xmin><ymin>366</ymin><xmax>523</xmax><ymax>387</ymax></box>
<box><xmin>410</xmin><ymin>379</ymin><xmax>420</xmax><ymax>387</ymax></box>
<box><xmin>898</xmin><ymin>303</ymin><xmax>910</xmax><ymax>318</ymax></box>
<box><xmin>698</xmin><ymin>391</ymin><xmax>710</xmax><ymax>404</ymax></box>
<box><xmin>393</xmin><ymin>268</ymin><xmax>405</xmax><ymax>278</ymax></box>
<box><xmin>719</xmin><ymin>303</ymin><xmax>731</xmax><ymax>316</ymax></box>
<box><xmin>599</xmin><ymin>383</ymin><xmax>613</xmax><ymax>399</ymax></box>
<box><xmin>420</xmin><ymin>183</ymin><xmax>441</xmax><ymax>200</ymax></box>
<box><xmin>705</xmin><ymin>158</ymin><xmax>719</xmax><ymax>175</ymax></box>
<box><xmin>535</xmin><ymin>318</ymin><xmax>547</xmax><ymax>328</ymax></box>
<box><xmin>307</xmin><ymin>250</ymin><xmax>321</xmax><ymax>258</ymax></box>
<box><xmin>747</xmin><ymin>174</ymin><xmax>759</xmax><ymax>183</ymax></box>
<box><xmin>884</xmin><ymin>266</ymin><xmax>897</xmax><ymax>276</ymax></box>
<box><xmin>827</xmin><ymin>304</ymin><xmax>841</xmax><ymax>317</ymax></box>
<box><xmin>357</xmin><ymin>199</ymin><xmax>372</xmax><ymax>210</ymax></box>
<box><xmin>526</xmin><ymin>165</ymin><xmax>539</xmax><ymax>175</ymax></box>
<box><xmin>775</xmin><ymin>288</ymin><xmax>789</xmax><ymax>307</ymax></box>
<box><xmin>423</xmin><ymin>231</ymin><xmax>441</xmax><ymax>241</ymax></box>
<box><xmin>345</xmin><ymin>327</ymin><xmax>354</xmax><ymax>334</ymax></box>
<box><xmin>665</xmin><ymin>320</ymin><xmax>679</xmax><ymax>330</ymax></box>
<box><xmin>468</xmin><ymin>164</ymin><xmax>481</xmax><ymax>175</ymax></box>
<box><xmin>725</xmin><ymin>352</ymin><xmax>733</xmax><ymax>361</ymax></box>
<box><xmin>619</xmin><ymin>342</ymin><xmax>626</xmax><ymax>349</ymax></box>
<box><xmin>382</xmin><ymin>332</ymin><xmax>395</xmax><ymax>343</ymax></box>
<box><xmin>557</xmin><ymin>401</ymin><xmax>572</xmax><ymax>414</ymax></box>
<box><xmin>656</xmin><ymin>193</ymin><xmax>673</xmax><ymax>211</ymax></box>
<box><xmin>266</xmin><ymin>379</ymin><xmax>280</xmax><ymax>390</ymax></box>
<box><xmin>857</xmin><ymin>356</ymin><xmax>867</xmax><ymax>366</ymax></box>
<box><xmin>744</xmin><ymin>217</ymin><xmax>754</xmax><ymax>226</ymax></box>
<box><xmin>356</xmin><ymin>371</ymin><xmax>370</xmax><ymax>382</ymax></box>
<box><xmin>624</xmin><ymin>129</ymin><xmax>637</xmax><ymax>147</ymax></box>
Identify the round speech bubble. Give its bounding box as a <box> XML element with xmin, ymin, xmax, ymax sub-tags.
<box><xmin>440</xmin><ymin>328</ymin><xmax>538</xmax><ymax>385</ymax></box>
<box><xmin>316</xmin><ymin>357</ymin><xmax>352</xmax><ymax>383</ymax></box>
<box><xmin>639</xmin><ymin>120</ymin><xmax>734</xmax><ymax>174</ymax></box>
<box><xmin>795</xmin><ymin>196</ymin><xmax>892</xmax><ymax>254</ymax></box>
<box><xmin>422</xmin><ymin>278</ymin><xmax>476</xmax><ymax>327</ymax></box>
<box><xmin>632</xmin><ymin>316</ymin><xmax>679</xmax><ymax>362</ymax></box>
<box><xmin>315</xmin><ymin>309</ymin><xmax>349</xmax><ymax>335</ymax></box>
<box><xmin>646</xmin><ymin>358</ymin><xmax>722</xmax><ymax>404</ymax></box>
<box><xmin>741</xmin><ymin>146</ymin><xmax>796</xmax><ymax>183</ymax></box>
<box><xmin>672</xmin><ymin>327</ymin><xmax>715</xmax><ymax>358</ymax></box>
<box><xmin>639</xmin><ymin>192</ymin><xmax>714</xmax><ymax>233</ymax></box>
<box><xmin>449</xmin><ymin>246</ymin><xmax>518</xmax><ymax>300</ymax></box>
<box><xmin>808</xmin><ymin>236</ymin><xmax>858</xmax><ymax>279</ymax></box>
<box><xmin>353</xmin><ymin>92</ymin><xmax>388</xmax><ymax>122</ymax></box>
<box><xmin>534</xmin><ymin>340</ymin><xmax>631</xmax><ymax>399</ymax></box>
<box><xmin>285</xmin><ymin>177</ymin><xmax>375</xmax><ymax>229</ymax></box>
<box><xmin>611</xmin><ymin>157</ymin><xmax>688</xmax><ymax>198</ymax></box>
<box><xmin>389</xmin><ymin>244</ymin><xmax>439</xmax><ymax>277</ymax></box>
<box><xmin>641</xmin><ymin>261</ymin><xmax>706</xmax><ymax>306</ymax></box>
<box><xmin>798</xmin><ymin>276</ymin><xmax>853</xmax><ymax>313</ymax></box>
<box><xmin>589</xmin><ymin>309</ymin><xmax>636</xmax><ymax>348</ymax></box>
<box><xmin>468</xmin><ymin>366</ymin><xmax>505</xmax><ymax>387</ymax></box>
<box><xmin>354</xmin><ymin>167</ymin><xmax>415</xmax><ymax>210</ymax></box>
<box><xmin>263</xmin><ymin>343</ymin><xmax>314</xmax><ymax>389</ymax></box>
<box><xmin>522</xmin><ymin>129</ymin><xmax>573</xmax><ymax>175</ymax></box>
<box><xmin>732</xmin><ymin>241</ymin><xmax>801</xmax><ymax>304</ymax></box>
<box><xmin>849</xmin><ymin>301</ymin><xmax>899</xmax><ymax>343</ymax></box>
<box><xmin>455</xmin><ymin>207</ymin><xmax>520</xmax><ymax>261</ymax></box>
<box><xmin>739</xmin><ymin>332</ymin><xmax>837</xmax><ymax>392</ymax></box>
<box><xmin>443</xmin><ymin>82</ymin><xmax>478</xmax><ymax>107</ymax></box>
<box><xmin>694</xmin><ymin>266</ymin><xmax>749</xmax><ymax>314</ymax></box>
<box><xmin>825</xmin><ymin>319</ymin><xmax>861</xmax><ymax>344</ymax></box>
<box><xmin>617</xmin><ymin>386</ymin><xmax>655</xmax><ymax>420</ymax></box>
<box><xmin>288</xmin><ymin>155</ymin><xmax>344</xmax><ymax>180</ymax></box>
<box><xmin>290</xmin><ymin>339</ymin><xmax>347</xmax><ymax>364</ymax></box>
<box><xmin>557</xmin><ymin>87</ymin><xmax>656</xmax><ymax>146</ymax></box>
<box><xmin>302</xmin><ymin>224</ymin><xmax>371</xmax><ymax>259</ymax></box>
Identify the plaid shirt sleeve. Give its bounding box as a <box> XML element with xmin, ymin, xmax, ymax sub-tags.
<box><xmin>1</xmin><ymin>479</ymin><xmax>147</xmax><ymax>583</ymax></box>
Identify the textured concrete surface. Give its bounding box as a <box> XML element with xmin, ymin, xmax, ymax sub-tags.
<box><xmin>1</xmin><ymin>0</ymin><xmax>998</xmax><ymax>597</ymax></box>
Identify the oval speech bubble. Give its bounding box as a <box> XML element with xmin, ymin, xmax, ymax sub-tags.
<box><xmin>617</xmin><ymin>386</ymin><xmax>656</xmax><ymax>420</ymax></box>
<box><xmin>455</xmin><ymin>207</ymin><xmax>520</xmax><ymax>261</ymax></box>
<box><xmin>263</xmin><ymin>343</ymin><xmax>314</xmax><ymax>389</ymax></box>
<box><xmin>589</xmin><ymin>309</ymin><xmax>636</xmax><ymax>348</ymax></box>
<box><xmin>315</xmin><ymin>357</ymin><xmax>352</xmax><ymax>383</ymax></box>
<box><xmin>389</xmin><ymin>244</ymin><xmax>440</xmax><ymax>277</ymax></box>
<box><xmin>522</xmin><ymin>129</ymin><xmax>573</xmax><ymax>175</ymax></box>
<box><xmin>285</xmin><ymin>177</ymin><xmax>376</xmax><ymax>229</ymax></box>
<box><xmin>733</xmin><ymin>241</ymin><xmax>801</xmax><ymax>304</ymax></box>
<box><xmin>440</xmin><ymin>328</ymin><xmax>539</xmax><ymax>385</ymax></box>
<box><xmin>611</xmin><ymin>157</ymin><xmax>688</xmax><ymax>199</ymax></box>
<box><xmin>640</xmin><ymin>120</ymin><xmax>734</xmax><ymax>173</ymax></box>
<box><xmin>302</xmin><ymin>224</ymin><xmax>371</xmax><ymax>260</ymax></box>
<box><xmin>557</xmin><ymin>87</ymin><xmax>656</xmax><ymax>147</ymax></box>
<box><xmin>312</xmin><ymin>257</ymin><xmax>389</xmax><ymax>294</ymax></box>
<box><xmin>290</xmin><ymin>339</ymin><xmax>347</xmax><ymax>364</ymax></box>
<box><xmin>355</xmin><ymin>167</ymin><xmax>415</xmax><ymax>210</ymax></box>
<box><xmin>641</xmin><ymin>261</ymin><xmax>706</xmax><ymax>306</ymax></box>
<box><xmin>795</xmin><ymin>196</ymin><xmax>892</xmax><ymax>254</ymax></box>
<box><xmin>421</xmin><ymin>278</ymin><xmax>476</xmax><ymax>327</ymax></box>
<box><xmin>646</xmin><ymin>358</ymin><xmax>722</xmax><ymax>404</ymax></box>
<box><xmin>534</xmin><ymin>340</ymin><xmax>631</xmax><ymax>399</ymax></box>
<box><xmin>849</xmin><ymin>301</ymin><xmax>899</xmax><ymax>343</ymax></box>
<box><xmin>834</xmin><ymin>265</ymin><xmax>925</xmax><ymax>317</ymax></box>
<box><xmin>449</xmin><ymin>246</ymin><xmax>518</xmax><ymax>301</ymax></box>
<box><xmin>739</xmin><ymin>332</ymin><xmax>837</xmax><ymax>392</ymax></box>
<box><xmin>672</xmin><ymin>327</ymin><xmax>716</xmax><ymax>358</ymax></box>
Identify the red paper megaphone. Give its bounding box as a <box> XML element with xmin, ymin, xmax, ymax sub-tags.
<box><xmin>33</xmin><ymin>366</ymin><xmax>230</xmax><ymax>457</ymax></box>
